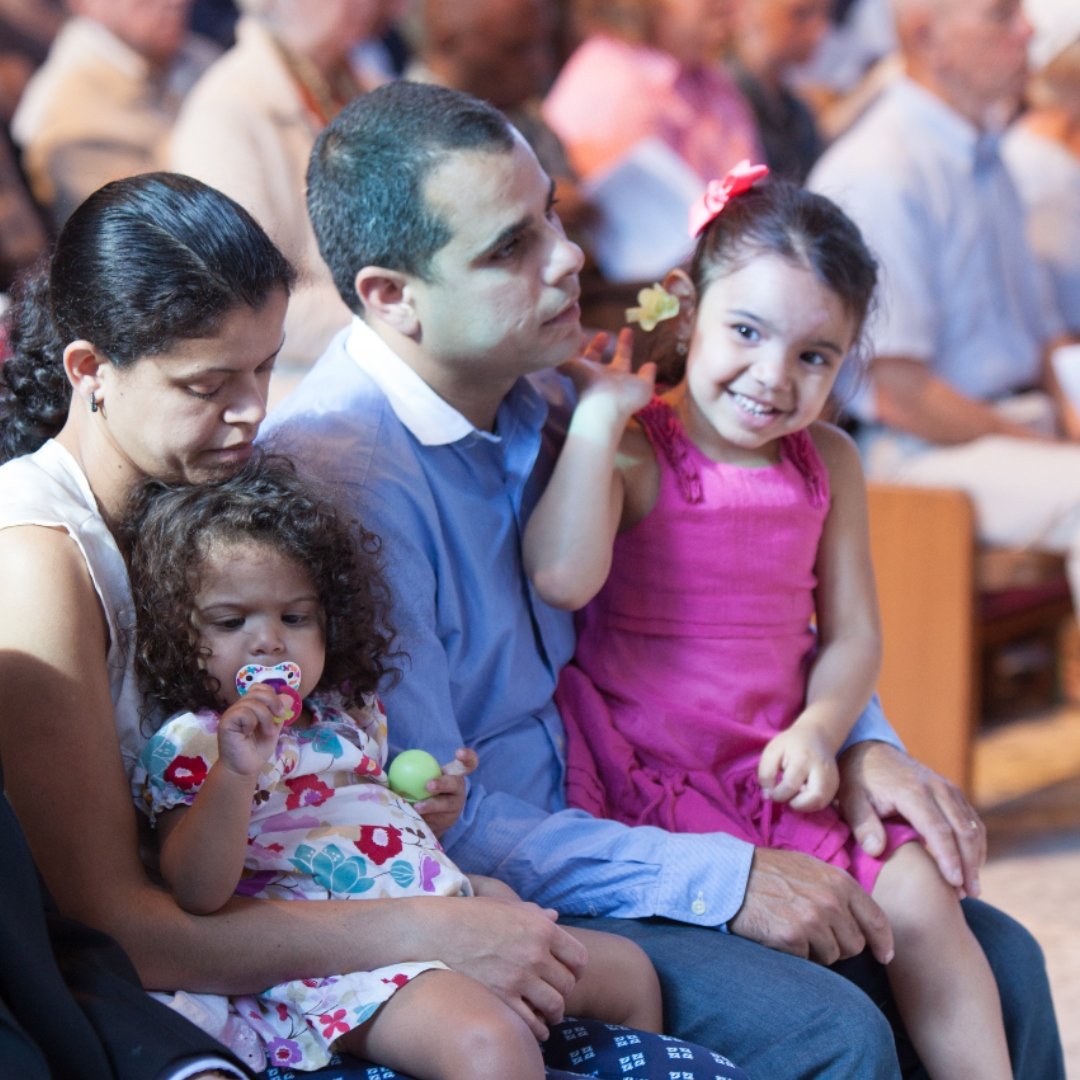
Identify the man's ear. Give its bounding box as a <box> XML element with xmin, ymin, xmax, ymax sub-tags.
<box><xmin>663</xmin><ymin>268</ymin><xmax>697</xmax><ymax>343</ymax></box>
<box><xmin>355</xmin><ymin>267</ymin><xmax>420</xmax><ymax>337</ymax></box>
<box><xmin>63</xmin><ymin>340</ymin><xmax>108</xmax><ymax>411</ymax></box>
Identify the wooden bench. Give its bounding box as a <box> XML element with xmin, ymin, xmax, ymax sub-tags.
<box><xmin>866</xmin><ymin>484</ymin><xmax>1073</xmax><ymax>794</ymax></box>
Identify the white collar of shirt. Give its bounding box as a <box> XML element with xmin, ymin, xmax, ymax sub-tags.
<box><xmin>345</xmin><ymin>316</ymin><xmax>483</xmax><ymax>447</ymax></box>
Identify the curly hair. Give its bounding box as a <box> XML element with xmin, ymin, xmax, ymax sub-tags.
<box><xmin>120</xmin><ymin>453</ymin><xmax>400</xmax><ymax>724</ymax></box>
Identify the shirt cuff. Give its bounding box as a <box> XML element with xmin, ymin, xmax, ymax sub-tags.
<box><xmin>653</xmin><ymin>829</ymin><xmax>754</xmax><ymax>928</ymax></box>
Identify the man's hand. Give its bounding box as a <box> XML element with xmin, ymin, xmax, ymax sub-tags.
<box><xmin>729</xmin><ymin>847</ymin><xmax>894</xmax><ymax>966</ymax></box>
<box><xmin>837</xmin><ymin>740</ymin><xmax>985</xmax><ymax>898</ymax></box>
<box><xmin>430</xmin><ymin>895</ymin><xmax>587</xmax><ymax>1040</ymax></box>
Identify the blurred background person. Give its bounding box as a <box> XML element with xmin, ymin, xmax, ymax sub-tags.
<box><xmin>542</xmin><ymin>0</ymin><xmax>760</xmax><ymax>285</ymax></box>
<box><xmin>1003</xmin><ymin>0</ymin><xmax>1080</xmax><ymax>334</ymax></box>
<box><xmin>787</xmin><ymin>0</ymin><xmax>901</xmax><ymax>142</ymax></box>
<box><xmin>0</xmin><ymin>0</ymin><xmax>64</xmax><ymax>118</ymax></box>
<box><xmin>170</xmin><ymin>0</ymin><xmax>395</xmax><ymax>397</ymax></box>
<box><xmin>809</xmin><ymin>0</ymin><xmax>1080</xmax><ymax>613</ymax></box>
<box><xmin>11</xmin><ymin>0</ymin><xmax>218</xmax><ymax>227</ymax></box>
<box><xmin>404</xmin><ymin>0</ymin><xmax>593</xmax><ymax>244</ymax></box>
<box><xmin>728</xmin><ymin>0</ymin><xmax>831</xmax><ymax>181</ymax></box>
<box><xmin>543</xmin><ymin>0</ymin><xmax>760</xmax><ymax>185</ymax></box>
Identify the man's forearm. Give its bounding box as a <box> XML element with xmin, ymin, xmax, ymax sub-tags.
<box><xmin>873</xmin><ymin>356</ymin><xmax>1044</xmax><ymax>445</ymax></box>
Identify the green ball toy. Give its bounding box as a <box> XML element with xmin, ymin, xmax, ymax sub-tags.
<box><xmin>387</xmin><ymin>749</ymin><xmax>443</xmax><ymax>802</ymax></box>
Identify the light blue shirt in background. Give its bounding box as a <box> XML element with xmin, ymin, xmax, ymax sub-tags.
<box><xmin>262</xmin><ymin>318</ymin><xmax>900</xmax><ymax>927</ymax></box>
<box><xmin>809</xmin><ymin>76</ymin><xmax>1061</xmax><ymax>427</ymax></box>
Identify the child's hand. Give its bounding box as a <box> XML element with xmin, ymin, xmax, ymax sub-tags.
<box><xmin>216</xmin><ymin>682</ymin><xmax>288</xmax><ymax>779</ymax></box>
<box><xmin>758</xmin><ymin>723</ymin><xmax>840</xmax><ymax>813</ymax></box>
<box><xmin>467</xmin><ymin>873</ymin><xmax>522</xmax><ymax>901</ymax></box>
<box><xmin>560</xmin><ymin>328</ymin><xmax>656</xmax><ymax>421</ymax></box>
<box><xmin>413</xmin><ymin>748</ymin><xmax>478</xmax><ymax>837</ymax></box>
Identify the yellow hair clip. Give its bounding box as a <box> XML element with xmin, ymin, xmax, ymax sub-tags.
<box><xmin>626</xmin><ymin>283</ymin><xmax>679</xmax><ymax>332</ymax></box>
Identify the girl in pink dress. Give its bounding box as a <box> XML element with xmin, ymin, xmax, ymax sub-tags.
<box><xmin>524</xmin><ymin>164</ymin><xmax>1013</xmax><ymax>1079</ymax></box>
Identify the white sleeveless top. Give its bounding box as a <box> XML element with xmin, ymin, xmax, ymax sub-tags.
<box><xmin>0</xmin><ymin>439</ymin><xmax>145</xmax><ymax>774</ymax></box>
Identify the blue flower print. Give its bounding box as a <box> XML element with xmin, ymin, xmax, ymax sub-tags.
<box><xmin>289</xmin><ymin>843</ymin><xmax>375</xmax><ymax>896</ymax></box>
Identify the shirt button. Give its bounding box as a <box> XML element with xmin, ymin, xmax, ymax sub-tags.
<box><xmin>691</xmin><ymin>894</ymin><xmax>707</xmax><ymax>916</ymax></box>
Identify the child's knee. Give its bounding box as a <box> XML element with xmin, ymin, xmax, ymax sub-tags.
<box><xmin>441</xmin><ymin>1000</ymin><xmax>541</xmax><ymax>1067</ymax></box>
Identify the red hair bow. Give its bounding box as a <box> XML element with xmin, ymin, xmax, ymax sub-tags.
<box><xmin>688</xmin><ymin>160</ymin><xmax>770</xmax><ymax>237</ymax></box>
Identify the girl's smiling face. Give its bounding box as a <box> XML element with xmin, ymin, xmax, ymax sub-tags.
<box><xmin>192</xmin><ymin>539</ymin><xmax>326</xmax><ymax>709</ymax></box>
<box><xmin>673</xmin><ymin>252</ymin><xmax>857</xmax><ymax>465</ymax></box>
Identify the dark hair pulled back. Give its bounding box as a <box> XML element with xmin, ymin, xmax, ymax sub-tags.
<box><xmin>0</xmin><ymin>172</ymin><xmax>294</xmax><ymax>462</ymax></box>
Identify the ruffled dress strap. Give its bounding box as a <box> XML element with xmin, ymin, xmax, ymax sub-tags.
<box><xmin>634</xmin><ymin>396</ymin><xmax>703</xmax><ymax>504</ymax></box>
<box><xmin>635</xmin><ymin>398</ymin><xmax>829</xmax><ymax>510</ymax></box>
<box><xmin>780</xmin><ymin>428</ymin><xmax>829</xmax><ymax>510</ymax></box>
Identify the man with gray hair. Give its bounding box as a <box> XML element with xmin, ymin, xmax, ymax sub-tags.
<box><xmin>809</xmin><ymin>0</ymin><xmax>1080</xmax><ymax>616</ymax></box>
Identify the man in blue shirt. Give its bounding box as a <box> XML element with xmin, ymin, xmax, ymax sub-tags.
<box><xmin>264</xmin><ymin>80</ymin><xmax>1063</xmax><ymax>1078</ymax></box>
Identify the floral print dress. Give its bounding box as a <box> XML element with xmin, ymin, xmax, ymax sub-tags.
<box><xmin>132</xmin><ymin>691</ymin><xmax>469</xmax><ymax>1071</ymax></box>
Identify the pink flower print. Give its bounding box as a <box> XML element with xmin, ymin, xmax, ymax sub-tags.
<box><xmin>354</xmin><ymin>824</ymin><xmax>403</xmax><ymax>866</ymax></box>
<box><xmin>267</xmin><ymin>1037</ymin><xmax>303</xmax><ymax>1065</ymax></box>
<box><xmin>164</xmin><ymin>755</ymin><xmax>208</xmax><ymax>791</ymax></box>
<box><xmin>276</xmin><ymin>1004</ymin><xmax>290</xmax><ymax>1022</ymax></box>
<box><xmin>381</xmin><ymin>973</ymin><xmax>411</xmax><ymax>988</ymax></box>
<box><xmin>419</xmin><ymin>854</ymin><xmax>442</xmax><ymax>892</ymax></box>
<box><xmin>284</xmin><ymin>774</ymin><xmax>333</xmax><ymax>810</ymax></box>
<box><xmin>259</xmin><ymin>810</ymin><xmax>320</xmax><ymax>832</ymax></box>
<box><xmin>320</xmin><ymin>1009</ymin><xmax>350</xmax><ymax>1040</ymax></box>
<box><xmin>234</xmin><ymin>870</ymin><xmax>278</xmax><ymax>897</ymax></box>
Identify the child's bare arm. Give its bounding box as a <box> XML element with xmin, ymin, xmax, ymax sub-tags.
<box><xmin>523</xmin><ymin>329</ymin><xmax>655</xmax><ymax>610</ymax></box>
<box><xmin>760</xmin><ymin>425</ymin><xmax>883</xmax><ymax>811</ymax></box>
<box><xmin>157</xmin><ymin>684</ymin><xmax>286</xmax><ymax>914</ymax></box>
<box><xmin>467</xmin><ymin>874</ymin><xmax>520</xmax><ymax>900</ymax></box>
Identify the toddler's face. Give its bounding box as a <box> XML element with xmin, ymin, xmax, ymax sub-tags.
<box><xmin>679</xmin><ymin>252</ymin><xmax>856</xmax><ymax>465</ymax></box>
<box><xmin>192</xmin><ymin>539</ymin><xmax>326</xmax><ymax>707</ymax></box>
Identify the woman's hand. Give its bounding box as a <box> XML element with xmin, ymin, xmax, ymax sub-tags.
<box><xmin>421</xmin><ymin>893</ymin><xmax>587</xmax><ymax>1040</ymax></box>
<box><xmin>414</xmin><ymin>747</ymin><xmax>478</xmax><ymax>837</ymax></box>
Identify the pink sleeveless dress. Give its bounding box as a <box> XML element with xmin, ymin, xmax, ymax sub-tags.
<box><xmin>556</xmin><ymin>397</ymin><xmax>914</xmax><ymax>893</ymax></box>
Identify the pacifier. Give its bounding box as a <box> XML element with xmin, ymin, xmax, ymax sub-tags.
<box><xmin>235</xmin><ymin>662</ymin><xmax>303</xmax><ymax>726</ymax></box>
